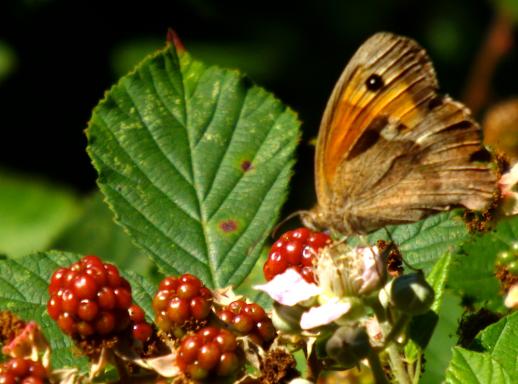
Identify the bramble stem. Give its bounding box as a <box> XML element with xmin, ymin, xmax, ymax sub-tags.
<box><xmin>306</xmin><ymin>347</ymin><xmax>323</xmax><ymax>382</ymax></box>
<box><xmin>385</xmin><ymin>341</ymin><xmax>411</xmax><ymax>384</ymax></box>
<box><xmin>367</xmin><ymin>350</ymin><xmax>390</xmax><ymax>384</ymax></box>
<box><xmin>383</xmin><ymin>314</ymin><xmax>410</xmax><ymax>347</ymax></box>
<box><xmin>376</xmin><ymin>313</ymin><xmax>412</xmax><ymax>384</ymax></box>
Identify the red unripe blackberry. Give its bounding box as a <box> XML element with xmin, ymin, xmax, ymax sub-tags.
<box><xmin>167</xmin><ymin>297</ymin><xmax>190</xmax><ymax>324</ymax></box>
<box><xmin>263</xmin><ymin>227</ymin><xmax>330</xmax><ymax>283</ymax></box>
<box><xmin>132</xmin><ymin>323</ymin><xmax>153</xmax><ymax>341</ymax></box>
<box><xmin>6</xmin><ymin>358</ymin><xmax>30</xmax><ymax>377</ymax></box>
<box><xmin>159</xmin><ymin>276</ymin><xmax>179</xmax><ymax>291</ymax></box>
<box><xmin>198</xmin><ymin>342</ymin><xmax>220</xmax><ymax>370</ymax></box>
<box><xmin>114</xmin><ymin>288</ymin><xmax>132</xmax><ymax>309</ymax></box>
<box><xmin>0</xmin><ymin>358</ymin><xmax>48</xmax><ymax>384</ymax></box>
<box><xmin>216</xmin><ymin>300</ymin><xmax>276</xmax><ymax>345</ymax></box>
<box><xmin>177</xmin><ymin>327</ymin><xmax>240</xmax><ymax>379</ymax></box>
<box><xmin>46</xmin><ymin>295</ymin><xmax>61</xmax><ymax>320</ymax></box>
<box><xmin>95</xmin><ymin>312</ymin><xmax>116</xmax><ymax>335</ymax></box>
<box><xmin>152</xmin><ymin>274</ymin><xmax>212</xmax><ymax>333</ymax></box>
<box><xmin>61</xmin><ymin>290</ymin><xmax>79</xmax><ymax>313</ymax></box>
<box><xmin>217</xmin><ymin>352</ymin><xmax>240</xmax><ymax>377</ymax></box>
<box><xmin>97</xmin><ymin>287</ymin><xmax>116</xmax><ymax>310</ymax></box>
<box><xmin>46</xmin><ymin>255</ymin><xmax>146</xmax><ymax>340</ymax></box>
<box><xmin>77</xmin><ymin>300</ymin><xmax>99</xmax><ymax>321</ymax></box>
<box><xmin>232</xmin><ymin>314</ymin><xmax>254</xmax><ymax>333</ymax></box>
<box><xmin>128</xmin><ymin>304</ymin><xmax>146</xmax><ymax>323</ymax></box>
<box><xmin>0</xmin><ymin>372</ymin><xmax>17</xmax><ymax>384</ymax></box>
<box><xmin>57</xmin><ymin>312</ymin><xmax>75</xmax><ymax>335</ymax></box>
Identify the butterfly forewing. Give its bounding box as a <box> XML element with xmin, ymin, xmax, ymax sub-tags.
<box><xmin>311</xmin><ymin>32</ymin><xmax>498</xmax><ymax>234</ymax></box>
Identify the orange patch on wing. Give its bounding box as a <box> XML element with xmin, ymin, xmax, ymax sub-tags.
<box><xmin>323</xmin><ymin>83</ymin><xmax>424</xmax><ymax>186</ymax></box>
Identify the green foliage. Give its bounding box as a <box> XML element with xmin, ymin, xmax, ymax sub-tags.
<box><xmin>406</xmin><ymin>252</ymin><xmax>452</xmax><ymax>360</ymax></box>
<box><xmin>0</xmin><ymin>251</ymin><xmax>156</xmax><ymax>369</ymax></box>
<box><xmin>87</xmin><ymin>42</ymin><xmax>300</xmax><ymax>289</ymax></box>
<box><xmin>0</xmin><ymin>251</ymin><xmax>87</xmax><ymax>369</ymax></box>
<box><xmin>365</xmin><ymin>210</ymin><xmax>469</xmax><ymax>272</ymax></box>
<box><xmin>0</xmin><ymin>172</ymin><xmax>79</xmax><ymax>258</ymax></box>
<box><xmin>53</xmin><ymin>192</ymin><xmax>155</xmax><ymax>280</ymax></box>
<box><xmin>445</xmin><ymin>312</ymin><xmax>518</xmax><ymax>383</ymax></box>
<box><xmin>449</xmin><ymin>215</ymin><xmax>518</xmax><ymax>309</ymax></box>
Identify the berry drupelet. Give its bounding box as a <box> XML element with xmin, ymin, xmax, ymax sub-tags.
<box><xmin>263</xmin><ymin>227</ymin><xmax>330</xmax><ymax>283</ymax></box>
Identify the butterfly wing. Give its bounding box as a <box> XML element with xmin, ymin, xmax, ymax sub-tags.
<box><xmin>314</xmin><ymin>32</ymin><xmax>498</xmax><ymax>233</ymax></box>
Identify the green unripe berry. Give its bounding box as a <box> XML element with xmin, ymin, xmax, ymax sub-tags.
<box><xmin>508</xmin><ymin>261</ymin><xmax>518</xmax><ymax>274</ymax></box>
<box><xmin>390</xmin><ymin>272</ymin><xmax>434</xmax><ymax>315</ymax></box>
<box><xmin>496</xmin><ymin>250</ymin><xmax>514</xmax><ymax>266</ymax></box>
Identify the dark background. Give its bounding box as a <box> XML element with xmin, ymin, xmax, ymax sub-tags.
<box><xmin>0</xmin><ymin>0</ymin><xmax>516</xmax><ymax>212</ymax></box>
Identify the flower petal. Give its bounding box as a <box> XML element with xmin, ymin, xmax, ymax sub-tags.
<box><xmin>504</xmin><ymin>284</ymin><xmax>518</xmax><ymax>309</ymax></box>
<box><xmin>499</xmin><ymin>163</ymin><xmax>518</xmax><ymax>216</ymax></box>
<box><xmin>300</xmin><ymin>300</ymin><xmax>352</xmax><ymax>329</ymax></box>
<box><xmin>254</xmin><ymin>268</ymin><xmax>320</xmax><ymax>306</ymax></box>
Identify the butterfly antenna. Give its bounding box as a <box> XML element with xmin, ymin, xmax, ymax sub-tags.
<box><xmin>271</xmin><ymin>210</ymin><xmax>307</xmax><ymax>238</ymax></box>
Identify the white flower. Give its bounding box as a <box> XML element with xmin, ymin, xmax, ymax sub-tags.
<box><xmin>315</xmin><ymin>244</ymin><xmax>386</xmax><ymax>297</ymax></box>
<box><xmin>255</xmin><ymin>243</ymin><xmax>386</xmax><ymax>330</ymax></box>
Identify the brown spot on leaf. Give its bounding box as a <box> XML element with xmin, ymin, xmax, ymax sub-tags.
<box><xmin>241</xmin><ymin>160</ymin><xmax>252</xmax><ymax>172</ymax></box>
<box><xmin>220</xmin><ymin>220</ymin><xmax>238</xmax><ymax>233</ymax></box>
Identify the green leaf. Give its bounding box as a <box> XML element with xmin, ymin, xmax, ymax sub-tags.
<box><xmin>0</xmin><ymin>251</ymin><xmax>157</xmax><ymax>370</ymax></box>
<box><xmin>444</xmin><ymin>311</ymin><xmax>518</xmax><ymax>383</ymax></box>
<box><xmin>365</xmin><ymin>210</ymin><xmax>469</xmax><ymax>272</ymax></box>
<box><xmin>0</xmin><ymin>40</ymin><xmax>16</xmax><ymax>83</ymax></box>
<box><xmin>448</xmin><ymin>215</ymin><xmax>518</xmax><ymax>308</ymax></box>
<box><xmin>0</xmin><ymin>171</ymin><xmax>80</xmax><ymax>258</ymax></box>
<box><xmin>53</xmin><ymin>192</ymin><xmax>155</xmax><ymax>279</ymax></box>
<box><xmin>234</xmin><ymin>247</ymin><xmax>271</xmax><ymax>309</ymax></box>
<box><xmin>445</xmin><ymin>347</ymin><xmax>512</xmax><ymax>384</ymax></box>
<box><xmin>420</xmin><ymin>292</ymin><xmax>464</xmax><ymax>384</ymax></box>
<box><xmin>122</xmin><ymin>270</ymin><xmax>156</xmax><ymax>321</ymax></box>
<box><xmin>87</xmin><ymin>43</ymin><xmax>300</xmax><ymax>288</ymax></box>
<box><xmin>406</xmin><ymin>252</ymin><xmax>453</xmax><ymax>360</ymax></box>
<box><xmin>0</xmin><ymin>251</ymin><xmax>87</xmax><ymax>369</ymax></box>
<box><xmin>427</xmin><ymin>252</ymin><xmax>453</xmax><ymax>313</ymax></box>
<box><xmin>476</xmin><ymin>311</ymin><xmax>518</xmax><ymax>377</ymax></box>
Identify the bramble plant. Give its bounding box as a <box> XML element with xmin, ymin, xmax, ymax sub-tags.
<box><xmin>1</xmin><ymin>33</ymin><xmax>518</xmax><ymax>384</ymax></box>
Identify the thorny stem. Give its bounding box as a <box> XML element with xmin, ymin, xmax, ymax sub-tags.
<box><xmin>462</xmin><ymin>10</ymin><xmax>514</xmax><ymax>115</ymax></box>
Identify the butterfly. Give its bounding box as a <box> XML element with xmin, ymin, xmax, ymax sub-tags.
<box><xmin>302</xmin><ymin>32</ymin><xmax>498</xmax><ymax>235</ymax></box>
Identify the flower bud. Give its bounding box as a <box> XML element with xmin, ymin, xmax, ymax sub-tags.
<box><xmin>390</xmin><ymin>272</ymin><xmax>434</xmax><ymax>315</ymax></box>
<box><xmin>325</xmin><ymin>326</ymin><xmax>371</xmax><ymax>368</ymax></box>
<box><xmin>272</xmin><ymin>303</ymin><xmax>304</xmax><ymax>333</ymax></box>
